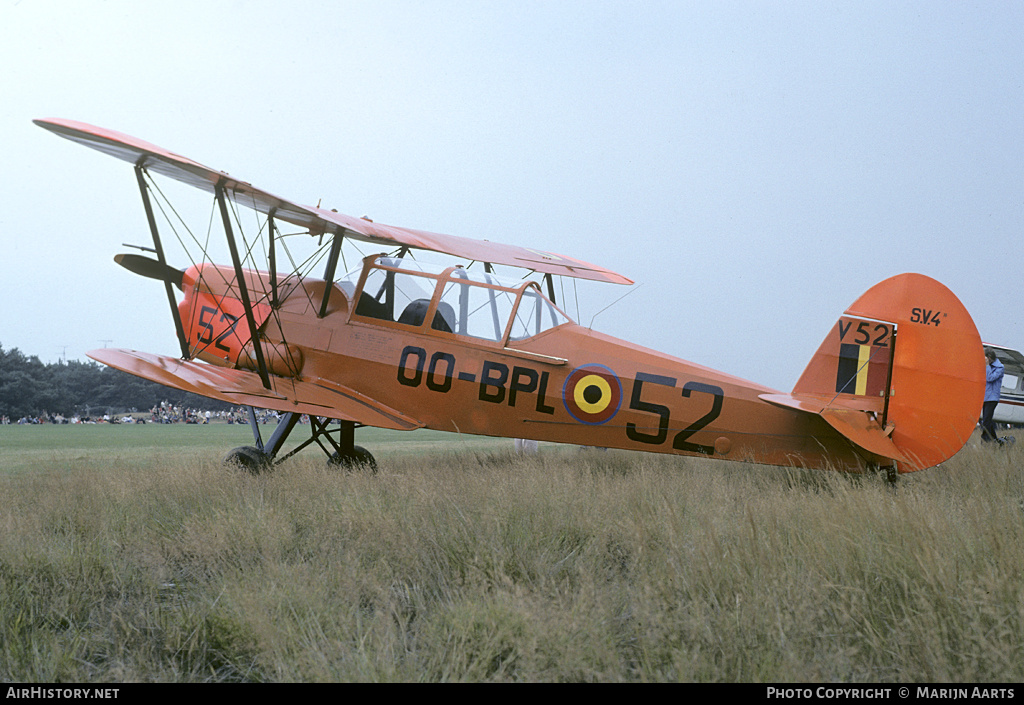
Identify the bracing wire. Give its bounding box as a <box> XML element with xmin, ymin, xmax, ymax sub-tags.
<box><xmin>588</xmin><ymin>283</ymin><xmax>641</xmax><ymax>330</ymax></box>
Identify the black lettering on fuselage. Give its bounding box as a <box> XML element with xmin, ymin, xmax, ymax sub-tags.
<box><xmin>508</xmin><ymin>367</ymin><xmax>538</xmax><ymax>407</ymax></box>
<box><xmin>479</xmin><ymin>360</ymin><xmax>508</xmax><ymax>403</ymax></box>
<box><xmin>398</xmin><ymin>346</ymin><xmax>554</xmax><ymax>414</ymax></box>
<box><xmin>426</xmin><ymin>352</ymin><xmax>455</xmax><ymax>393</ymax></box>
<box><xmin>398</xmin><ymin>346</ymin><xmax>426</xmax><ymax>387</ymax></box>
<box><xmin>536</xmin><ymin>371</ymin><xmax>555</xmax><ymax>415</ymax></box>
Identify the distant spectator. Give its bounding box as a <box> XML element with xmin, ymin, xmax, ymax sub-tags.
<box><xmin>981</xmin><ymin>349</ymin><xmax>1005</xmax><ymax>444</ymax></box>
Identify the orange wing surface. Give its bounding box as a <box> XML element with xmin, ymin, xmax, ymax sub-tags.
<box><xmin>88</xmin><ymin>348</ymin><xmax>423</xmax><ymax>432</ymax></box>
<box><xmin>34</xmin><ymin>118</ymin><xmax>631</xmax><ymax>285</ymax></box>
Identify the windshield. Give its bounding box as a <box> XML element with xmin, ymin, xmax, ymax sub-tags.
<box><xmin>438</xmin><ymin>268</ymin><xmax>571</xmax><ymax>342</ymax></box>
<box><xmin>346</xmin><ymin>257</ymin><xmax>571</xmax><ymax>341</ymax></box>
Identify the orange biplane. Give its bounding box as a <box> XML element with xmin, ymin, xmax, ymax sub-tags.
<box><xmin>36</xmin><ymin>118</ymin><xmax>985</xmax><ymax>478</ymax></box>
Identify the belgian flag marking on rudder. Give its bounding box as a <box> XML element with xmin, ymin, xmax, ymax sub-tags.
<box><xmin>835</xmin><ymin>343</ymin><xmax>890</xmax><ymax>396</ymax></box>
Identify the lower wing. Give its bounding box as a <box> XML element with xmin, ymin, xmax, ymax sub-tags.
<box><xmin>88</xmin><ymin>348</ymin><xmax>423</xmax><ymax>432</ymax></box>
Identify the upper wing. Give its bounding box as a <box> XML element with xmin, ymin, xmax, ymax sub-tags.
<box><xmin>35</xmin><ymin>118</ymin><xmax>632</xmax><ymax>285</ymax></box>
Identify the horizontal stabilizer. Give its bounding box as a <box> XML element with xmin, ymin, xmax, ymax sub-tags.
<box><xmin>87</xmin><ymin>348</ymin><xmax>423</xmax><ymax>432</ymax></box>
<box><xmin>818</xmin><ymin>408</ymin><xmax>907</xmax><ymax>465</ymax></box>
<box><xmin>759</xmin><ymin>392</ymin><xmax>908</xmax><ymax>465</ymax></box>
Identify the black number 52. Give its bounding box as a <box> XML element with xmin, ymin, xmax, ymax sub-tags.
<box><xmin>626</xmin><ymin>373</ymin><xmax>724</xmax><ymax>455</ymax></box>
<box><xmin>197</xmin><ymin>305</ymin><xmax>240</xmax><ymax>353</ymax></box>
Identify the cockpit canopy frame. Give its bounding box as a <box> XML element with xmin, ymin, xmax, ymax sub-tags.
<box><xmin>344</xmin><ymin>255</ymin><xmax>572</xmax><ymax>346</ymax></box>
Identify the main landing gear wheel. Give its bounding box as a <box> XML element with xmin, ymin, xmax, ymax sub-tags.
<box><xmin>226</xmin><ymin>409</ymin><xmax>378</xmax><ymax>473</ymax></box>
<box><xmin>327</xmin><ymin>445</ymin><xmax>377</xmax><ymax>472</ymax></box>
<box><xmin>224</xmin><ymin>445</ymin><xmax>272</xmax><ymax>474</ymax></box>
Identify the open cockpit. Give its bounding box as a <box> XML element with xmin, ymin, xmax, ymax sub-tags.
<box><xmin>341</xmin><ymin>255</ymin><xmax>572</xmax><ymax>344</ymax></box>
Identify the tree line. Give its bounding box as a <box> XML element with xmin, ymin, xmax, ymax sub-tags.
<box><xmin>0</xmin><ymin>343</ymin><xmax>232</xmax><ymax>420</ymax></box>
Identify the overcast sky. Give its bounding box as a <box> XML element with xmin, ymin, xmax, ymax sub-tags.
<box><xmin>2</xmin><ymin>0</ymin><xmax>1021</xmax><ymax>391</ymax></box>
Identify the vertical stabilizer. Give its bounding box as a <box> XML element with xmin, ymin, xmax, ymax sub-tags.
<box><xmin>792</xmin><ymin>273</ymin><xmax>984</xmax><ymax>471</ymax></box>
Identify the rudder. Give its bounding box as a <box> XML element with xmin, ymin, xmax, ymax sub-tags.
<box><xmin>792</xmin><ymin>273</ymin><xmax>984</xmax><ymax>472</ymax></box>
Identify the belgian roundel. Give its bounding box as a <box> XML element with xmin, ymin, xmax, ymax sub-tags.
<box><xmin>563</xmin><ymin>364</ymin><xmax>622</xmax><ymax>425</ymax></box>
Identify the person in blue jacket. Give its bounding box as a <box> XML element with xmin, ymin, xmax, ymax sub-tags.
<box><xmin>981</xmin><ymin>349</ymin><xmax>1005</xmax><ymax>443</ymax></box>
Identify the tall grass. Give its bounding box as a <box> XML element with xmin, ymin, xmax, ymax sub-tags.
<box><xmin>0</xmin><ymin>435</ymin><xmax>1021</xmax><ymax>681</ymax></box>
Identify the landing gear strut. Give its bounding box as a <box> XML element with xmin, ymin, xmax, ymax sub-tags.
<box><xmin>224</xmin><ymin>407</ymin><xmax>377</xmax><ymax>473</ymax></box>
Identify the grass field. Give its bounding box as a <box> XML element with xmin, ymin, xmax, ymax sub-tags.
<box><xmin>1</xmin><ymin>424</ymin><xmax>1022</xmax><ymax>682</ymax></box>
<box><xmin>0</xmin><ymin>423</ymin><xmax>512</xmax><ymax>474</ymax></box>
